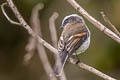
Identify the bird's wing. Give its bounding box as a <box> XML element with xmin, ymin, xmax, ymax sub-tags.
<box><xmin>57</xmin><ymin>30</ymin><xmax>89</xmax><ymax>63</ymax></box>
<box><xmin>65</xmin><ymin>31</ymin><xmax>89</xmax><ymax>58</ymax></box>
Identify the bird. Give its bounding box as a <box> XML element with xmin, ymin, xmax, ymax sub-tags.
<box><xmin>53</xmin><ymin>14</ymin><xmax>91</xmax><ymax>76</ymax></box>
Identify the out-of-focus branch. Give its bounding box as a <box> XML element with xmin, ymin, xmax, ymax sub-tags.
<box><xmin>101</xmin><ymin>11</ymin><xmax>120</xmax><ymax>37</ymax></box>
<box><xmin>1</xmin><ymin>0</ymin><xmax>116</xmax><ymax>80</ymax></box>
<box><xmin>24</xmin><ymin>40</ymin><xmax>35</xmax><ymax>65</ymax></box>
<box><xmin>67</xmin><ymin>0</ymin><xmax>120</xmax><ymax>44</ymax></box>
<box><xmin>29</xmin><ymin>3</ymin><xmax>57</xmax><ymax>80</ymax></box>
<box><xmin>49</xmin><ymin>12</ymin><xmax>59</xmax><ymax>48</ymax></box>
<box><xmin>49</xmin><ymin>12</ymin><xmax>67</xmax><ymax>80</ymax></box>
<box><xmin>23</xmin><ymin>3</ymin><xmax>44</xmax><ymax>65</ymax></box>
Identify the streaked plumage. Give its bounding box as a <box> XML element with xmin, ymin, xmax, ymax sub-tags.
<box><xmin>54</xmin><ymin>14</ymin><xmax>90</xmax><ymax>76</ymax></box>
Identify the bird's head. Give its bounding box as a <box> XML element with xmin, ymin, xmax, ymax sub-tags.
<box><xmin>61</xmin><ymin>14</ymin><xmax>84</xmax><ymax>29</ymax></box>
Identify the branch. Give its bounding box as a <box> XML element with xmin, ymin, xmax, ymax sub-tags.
<box><xmin>1</xmin><ymin>0</ymin><xmax>117</xmax><ymax>80</ymax></box>
<box><xmin>5</xmin><ymin>0</ymin><xmax>58</xmax><ymax>55</ymax></box>
<box><xmin>49</xmin><ymin>12</ymin><xmax>67</xmax><ymax>80</ymax></box>
<box><xmin>49</xmin><ymin>12</ymin><xmax>59</xmax><ymax>48</ymax></box>
<box><xmin>24</xmin><ymin>40</ymin><xmax>35</xmax><ymax>65</ymax></box>
<box><xmin>101</xmin><ymin>11</ymin><xmax>120</xmax><ymax>37</ymax></box>
<box><xmin>67</xmin><ymin>0</ymin><xmax>117</xmax><ymax>79</ymax></box>
<box><xmin>69</xmin><ymin>58</ymin><xmax>116</xmax><ymax>80</ymax></box>
<box><xmin>1</xmin><ymin>2</ymin><xmax>21</xmax><ymax>25</ymax></box>
<box><xmin>29</xmin><ymin>3</ymin><xmax>57</xmax><ymax>80</ymax></box>
<box><xmin>23</xmin><ymin>3</ymin><xmax>45</xmax><ymax>65</ymax></box>
<box><xmin>67</xmin><ymin>0</ymin><xmax>120</xmax><ymax>44</ymax></box>
<box><xmin>1</xmin><ymin>0</ymin><xmax>58</xmax><ymax>79</ymax></box>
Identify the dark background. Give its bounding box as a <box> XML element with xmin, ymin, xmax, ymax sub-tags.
<box><xmin>0</xmin><ymin>0</ymin><xmax>120</xmax><ymax>80</ymax></box>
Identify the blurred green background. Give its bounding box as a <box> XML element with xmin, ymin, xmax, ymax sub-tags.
<box><xmin>0</xmin><ymin>0</ymin><xmax>120</xmax><ymax>80</ymax></box>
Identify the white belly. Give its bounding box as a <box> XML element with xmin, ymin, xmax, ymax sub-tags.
<box><xmin>73</xmin><ymin>36</ymin><xmax>90</xmax><ymax>55</ymax></box>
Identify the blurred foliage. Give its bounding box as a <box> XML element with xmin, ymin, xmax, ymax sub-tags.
<box><xmin>0</xmin><ymin>0</ymin><xmax>120</xmax><ymax>80</ymax></box>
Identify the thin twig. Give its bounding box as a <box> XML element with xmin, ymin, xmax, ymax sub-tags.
<box><xmin>101</xmin><ymin>11</ymin><xmax>120</xmax><ymax>37</ymax></box>
<box><xmin>1</xmin><ymin>2</ymin><xmax>21</xmax><ymax>25</ymax></box>
<box><xmin>49</xmin><ymin>12</ymin><xmax>67</xmax><ymax>80</ymax></box>
<box><xmin>67</xmin><ymin>0</ymin><xmax>120</xmax><ymax>44</ymax></box>
<box><xmin>49</xmin><ymin>12</ymin><xmax>59</xmax><ymax>48</ymax></box>
<box><xmin>1</xmin><ymin>0</ymin><xmax>117</xmax><ymax>80</ymax></box>
<box><xmin>29</xmin><ymin>3</ymin><xmax>57</xmax><ymax>80</ymax></box>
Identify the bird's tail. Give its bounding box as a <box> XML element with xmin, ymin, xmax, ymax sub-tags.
<box><xmin>53</xmin><ymin>51</ymin><xmax>68</xmax><ymax>76</ymax></box>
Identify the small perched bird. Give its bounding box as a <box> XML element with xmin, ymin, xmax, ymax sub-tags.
<box><xmin>53</xmin><ymin>14</ymin><xmax>91</xmax><ymax>76</ymax></box>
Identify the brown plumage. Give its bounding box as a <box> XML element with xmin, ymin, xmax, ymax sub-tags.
<box><xmin>53</xmin><ymin>14</ymin><xmax>90</xmax><ymax>76</ymax></box>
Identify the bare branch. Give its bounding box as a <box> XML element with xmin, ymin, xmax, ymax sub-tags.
<box><xmin>49</xmin><ymin>12</ymin><xmax>59</xmax><ymax>48</ymax></box>
<box><xmin>23</xmin><ymin>3</ymin><xmax>45</xmax><ymax>65</ymax></box>
<box><xmin>69</xmin><ymin>58</ymin><xmax>116</xmax><ymax>80</ymax></box>
<box><xmin>6</xmin><ymin>0</ymin><xmax>57</xmax><ymax>54</ymax></box>
<box><xmin>49</xmin><ymin>12</ymin><xmax>67</xmax><ymax>80</ymax></box>
<box><xmin>29</xmin><ymin>3</ymin><xmax>57</xmax><ymax>80</ymax></box>
<box><xmin>1</xmin><ymin>0</ymin><xmax>117</xmax><ymax>80</ymax></box>
<box><xmin>101</xmin><ymin>11</ymin><xmax>120</xmax><ymax>37</ymax></box>
<box><xmin>23</xmin><ymin>47</ymin><xmax>35</xmax><ymax>65</ymax></box>
<box><xmin>1</xmin><ymin>2</ymin><xmax>21</xmax><ymax>25</ymax></box>
<box><xmin>67</xmin><ymin>0</ymin><xmax>120</xmax><ymax>44</ymax></box>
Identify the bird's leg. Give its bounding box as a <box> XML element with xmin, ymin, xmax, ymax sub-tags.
<box><xmin>75</xmin><ymin>53</ymin><xmax>80</xmax><ymax>64</ymax></box>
